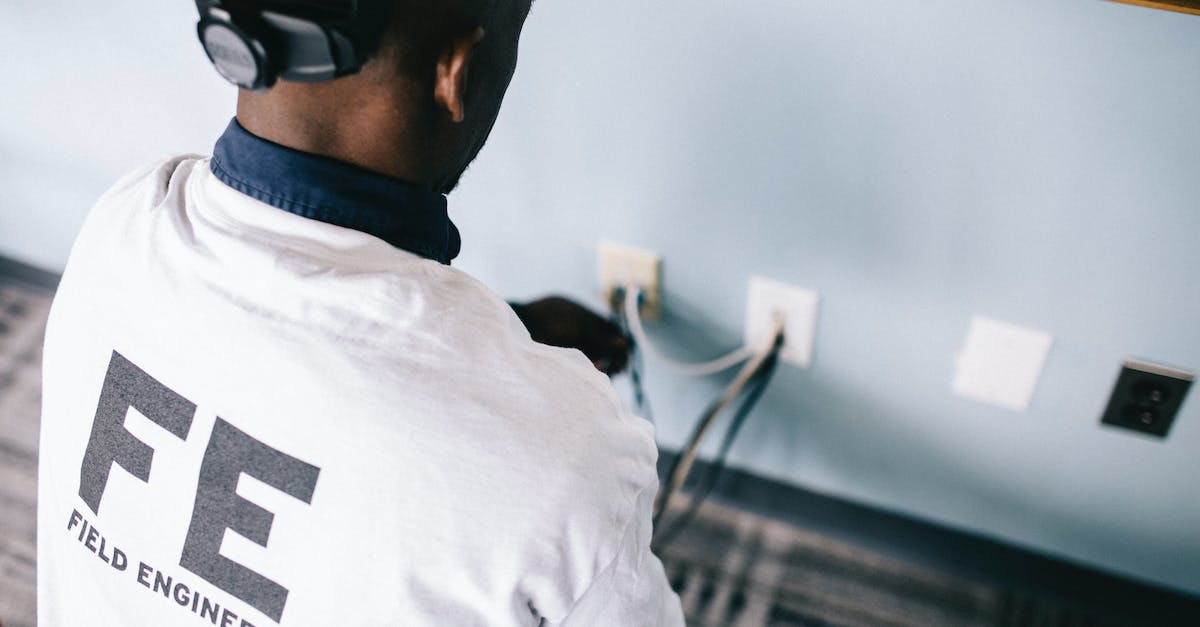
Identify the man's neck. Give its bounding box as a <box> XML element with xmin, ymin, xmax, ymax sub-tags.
<box><xmin>235</xmin><ymin>79</ymin><xmax>436</xmax><ymax>186</ymax></box>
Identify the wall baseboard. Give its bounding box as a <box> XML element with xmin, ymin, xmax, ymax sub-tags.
<box><xmin>657</xmin><ymin>450</ymin><xmax>1200</xmax><ymax>626</ymax></box>
<box><xmin>0</xmin><ymin>255</ymin><xmax>59</xmax><ymax>291</ymax></box>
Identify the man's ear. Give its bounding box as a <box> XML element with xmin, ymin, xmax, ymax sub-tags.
<box><xmin>434</xmin><ymin>27</ymin><xmax>487</xmax><ymax>123</ymax></box>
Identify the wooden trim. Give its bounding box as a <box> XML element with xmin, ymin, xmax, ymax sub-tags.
<box><xmin>1109</xmin><ymin>0</ymin><xmax>1200</xmax><ymax>16</ymax></box>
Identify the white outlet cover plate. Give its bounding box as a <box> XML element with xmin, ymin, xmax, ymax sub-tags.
<box><xmin>744</xmin><ymin>276</ymin><xmax>820</xmax><ymax>367</ymax></box>
<box><xmin>952</xmin><ymin>316</ymin><xmax>1053</xmax><ymax>412</ymax></box>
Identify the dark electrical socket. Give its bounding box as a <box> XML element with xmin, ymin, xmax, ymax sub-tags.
<box><xmin>1100</xmin><ymin>359</ymin><xmax>1193</xmax><ymax>438</ymax></box>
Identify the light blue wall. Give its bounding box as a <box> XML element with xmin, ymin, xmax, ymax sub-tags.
<box><xmin>3</xmin><ymin>0</ymin><xmax>1199</xmax><ymax>597</ymax></box>
<box><xmin>0</xmin><ymin>1</ymin><xmax>233</xmax><ymax>271</ymax></box>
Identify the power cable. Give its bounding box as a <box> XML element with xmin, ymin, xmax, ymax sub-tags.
<box><xmin>652</xmin><ymin>316</ymin><xmax>785</xmax><ymax>525</ymax></box>
<box><xmin>652</xmin><ymin>346</ymin><xmax>781</xmax><ymax>550</ymax></box>
<box><xmin>623</xmin><ymin>285</ymin><xmax>754</xmax><ymax>377</ymax></box>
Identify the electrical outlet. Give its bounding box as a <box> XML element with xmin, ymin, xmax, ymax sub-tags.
<box><xmin>744</xmin><ymin>276</ymin><xmax>820</xmax><ymax>367</ymax></box>
<box><xmin>598</xmin><ymin>241</ymin><xmax>661</xmax><ymax>319</ymax></box>
<box><xmin>1101</xmin><ymin>359</ymin><xmax>1193</xmax><ymax>438</ymax></box>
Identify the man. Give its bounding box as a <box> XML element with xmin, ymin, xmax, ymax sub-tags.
<box><xmin>37</xmin><ymin>0</ymin><xmax>684</xmax><ymax>624</ymax></box>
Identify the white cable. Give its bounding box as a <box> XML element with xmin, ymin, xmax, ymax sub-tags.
<box><xmin>623</xmin><ymin>285</ymin><xmax>754</xmax><ymax>377</ymax></box>
<box><xmin>651</xmin><ymin>315</ymin><xmax>785</xmax><ymax>522</ymax></box>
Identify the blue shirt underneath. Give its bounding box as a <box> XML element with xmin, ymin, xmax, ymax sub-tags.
<box><xmin>210</xmin><ymin>119</ymin><xmax>461</xmax><ymax>264</ymax></box>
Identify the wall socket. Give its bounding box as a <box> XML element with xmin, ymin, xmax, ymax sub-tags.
<box><xmin>744</xmin><ymin>276</ymin><xmax>820</xmax><ymax>367</ymax></box>
<box><xmin>597</xmin><ymin>241</ymin><xmax>661</xmax><ymax>319</ymax></box>
<box><xmin>1101</xmin><ymin>358</ymin><xmax>1193</xmax><ymax>438</ymax></box>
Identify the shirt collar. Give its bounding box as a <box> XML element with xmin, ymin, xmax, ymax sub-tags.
<box><xmin>210</xmin><ymin>119</ymin><xmax>461</xmax><ymax>264</ymax></box>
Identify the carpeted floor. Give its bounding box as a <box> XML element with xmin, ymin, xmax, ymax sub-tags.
<box><xmin>0</xmin><ymin>280</ymin><xmax>50</xmax><ymax>627</ymax></box>
<box><xmin>656</xmin><ymin>499</ymin><xmax>1008</xmax><ymax>626</ymax></box>
<box><xmin>0</xmin><ymin>279</ymin><xmax>1152</xmax><ymax>627</ymax></box>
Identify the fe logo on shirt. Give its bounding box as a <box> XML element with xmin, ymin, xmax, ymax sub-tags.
<box><xmin>76</xmin><ymin>351</ymin><xmax>321</xmax><ymax>623</ymax></box>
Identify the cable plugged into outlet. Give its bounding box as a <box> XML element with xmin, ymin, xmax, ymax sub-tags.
<box><xmin>598</xmin><ymin>241</ymin><xmax>661</xmax><ymax>319</ymax></box>
<box><xmin>744</xmin><ymin>276</ymin><xmax>820</xmax><ymax>367</ymax></box>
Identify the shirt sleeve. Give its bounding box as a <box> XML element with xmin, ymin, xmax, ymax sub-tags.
<box><xmin>549</xmin><ymin>484</ymin><xmax>686</xmax><ymax>627</ymax></box>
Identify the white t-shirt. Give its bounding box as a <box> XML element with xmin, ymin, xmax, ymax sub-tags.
<box><xmin>37</xmin><ymin>154</ymin><xmax>684</xmax><ymax>626</ymax></box>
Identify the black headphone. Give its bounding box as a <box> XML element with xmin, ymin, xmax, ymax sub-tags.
<box><xmin>195</xmin><ymin>1</ymin><xmax>384</xmax><ymax>90</ymax></box>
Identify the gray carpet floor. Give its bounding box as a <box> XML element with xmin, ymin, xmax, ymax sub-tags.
<box><xmin>0</xmin><ymin>280</ymin><xmax>50</xmax><ymax>627</ymax></box>
<box><xmin>0</xmin><ymin>279</ymin><xmax>1141</xmax><ymax>626</ymax></box>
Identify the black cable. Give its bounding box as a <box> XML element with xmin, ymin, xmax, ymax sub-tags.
<box><xmin>654</xmin><ymin>326</ymin><xmax>784</xmax><ymax>519</ymax></box>
<box><xmin>610</xmin><ymin>286</ymin><xmax>784</xmax><ymax>545</ymax></box>
<box><xmin>652</xmin><ymin>355</ymin><xmax>777</xmax><ymax>549</ymax></box>
<box><xmin>628</xmin><ymin>340</ymin><xmax>654</xmax><ymax>422</ymax></box>
<box><xmin>610</xmin><ymin>287</ymin><xmax>653</xmax><ymax>422</ymax></box>
<box><xmin>654</xmin><ymin>392</ymin><xmax>726</xmax><ymax>527</ymax></box>
<box><xmin>652</xmin><ymin>324</ymin><xmax>783</xmax><ymax>527</ymax></box>
<box><xmin>652</xmin><ymin>343</ymin><xmax>782</xmax><ymax>550</ymax></box>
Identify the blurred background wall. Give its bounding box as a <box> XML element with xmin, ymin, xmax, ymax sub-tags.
<box><xmin>3</xmin><ymin>0</ymin><xmax>1199</xmax><ymax>597</ymax></box>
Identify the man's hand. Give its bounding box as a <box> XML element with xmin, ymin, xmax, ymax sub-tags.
<box><xmin>510</xmin><ymin>296</ymin><xmax>632</xmax><ymax>376</ymax></box>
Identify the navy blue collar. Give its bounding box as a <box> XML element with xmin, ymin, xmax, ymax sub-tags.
<box><xmin>210</xmin><ymin>119</ymin><xmax>460</xmax><ymax>264</ymax></box>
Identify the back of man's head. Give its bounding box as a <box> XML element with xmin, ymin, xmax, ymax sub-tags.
<box><xmin>207</xmin><ymin>0</ymin><xmax>532</xmax><ymax>192</ymax></box>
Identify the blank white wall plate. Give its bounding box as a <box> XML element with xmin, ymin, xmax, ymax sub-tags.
<box><xmin>744</xmin><ymin>276</ymin><xmax>820</xmax><ymax>367</ymax></box>
<box><xmin>952</xmin><ymin>316</ymin><xmax>1054</xmax><ymax>412</ymax></box>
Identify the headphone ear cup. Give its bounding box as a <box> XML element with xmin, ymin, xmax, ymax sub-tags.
<box><xmin>197</xmin><ymin>15</ymin><xmax>274</xmax><ymax>90</ymax></box>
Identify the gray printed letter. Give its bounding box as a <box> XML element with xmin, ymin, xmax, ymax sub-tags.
<box><xmin>180</xmin><ymin>418</ymin><xmax>320</xmax><ymax>623</ymax></box>
<box><xmin>78</xmin><ymin>351</ymin><xmax>196</xmax><ymax>514</ymax></box>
